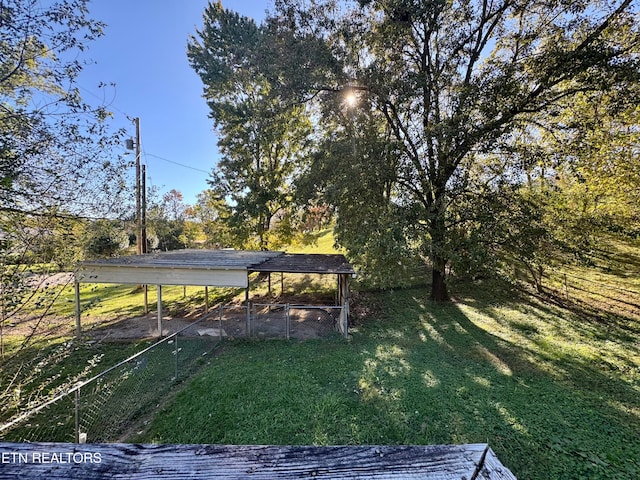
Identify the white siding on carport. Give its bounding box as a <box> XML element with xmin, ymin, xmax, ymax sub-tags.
<box><xmin>76</xmin><ymin>265</ymin><xmax>248</xmax><ymax>288</ymax></box>
<box><xmin>73</xmin><ymin>250</ymin><xmax>354</xmax><ymax>339</ymax></box>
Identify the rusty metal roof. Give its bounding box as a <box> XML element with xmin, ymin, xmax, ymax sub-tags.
<box><xmin>80</xmin><ymin>250</ymin><xmax>354</xmax><ymax>274</ymax></box>
<box><xmin>80</xmin><ymin>250</ymin><xmax>283</xmax><ymax>270</ymax></box>
<box><xmin>250</xmin><ymin>253</ymin><xmax>355</xmax><ymax>275</ymax></box>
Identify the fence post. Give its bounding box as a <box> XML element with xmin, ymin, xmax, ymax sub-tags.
<box><xmin>339</xmin><ymin>304</ymin><xmax>348</xmax><ymax>339</ymax></box>
<box><xmin>247</xmin><ymin>303</ymin><xmax>251</xmax><ymax>337</ymax></box>
<box><xmin>157</xmin><ymin>285</ymin><xmax>163</xmax><ymax>338</ymax></box>
<box><xmin>345</xmin><ymin>301</ymin><xmax>349</xmax><ymax>338</ymax></box>
<box><xmin>564</xmin><ymin>274</ymin><xmax>569</xmax><ymax>300</ymax></box>
<box><xmin>286</xmin><ymin>304</ymin><xmax>290</xmax><ymax>340</ymax></box>
<box><xmin>74</xmin><ymin>388</ymin><xmax>80</xmax><ymax>444</ymax></box>
<box><xmin>174</xmin><ymin>334</ymin><xmax>179</xmax><ymax>381</ymax></box>
<box><xmin>74</xmin><ymin>280</ymin><xmax>81</xmax><ymax>336</ymax></box>
<box><xmin>205</xmin><ymin>286</ymin><xmax>209</xmax><ymax>313</ymax></box>
<box><xmin>144</xmin><ymin>285</ymin><xmax>149</xmax><ymax>315</ymax></box>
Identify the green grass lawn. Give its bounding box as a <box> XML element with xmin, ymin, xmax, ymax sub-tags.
<box><xmin>137</xmin><ymin>282</ymin><xmax>639</xmax><ymax>480</ymax></box>
<box><xmin>288</xmin><ymin>228</ymin><xmax>343</xmax><ymax>254</ymax></box>
<box><xmin>3</xmin><ymin>232</ymin><xmax>640</xmax><ymax>478</ymax></box>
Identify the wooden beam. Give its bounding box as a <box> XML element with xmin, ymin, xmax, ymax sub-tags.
<box><xmin>0</xmin><ymin>443</ymin><xmax>517</xmax><ymax>479</ymax></box>
<box><xmin>77</xmin><ymin>265</ymin><xmax>248</xmax><ymax>288</ymax></box>
<box><xmin>245</xmin><ymin>283</ymin><xmax>250</xmax><ymax>335</ymax></box>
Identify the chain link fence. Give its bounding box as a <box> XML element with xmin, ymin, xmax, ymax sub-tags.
<box><xmin>249</xmin><ymin>303</ymin><xmax>345</xmax><ymax>340</ymax></box>
<box><xmin>0</xmin><ymin>313</ymin><xmax>222</xmax><ymax>443</ymax></box>
<box><xmin>214</xmin><ymin>304</ymin><xmax>250</xmax><ymax>337</ymax></box>
<box><xmin>0</xmin><ymin>301</ymin><xmax>347</xmax><ymax>443</ymax></box>
<box><xmin>209</xmin><ymin>302</ymin><xmax>346</xmax><ymax>340</ymax></box>
<box><xmin>289</xmin><ymin>305</ymin><xmax>343</xmax><ymax>339</ymax></box>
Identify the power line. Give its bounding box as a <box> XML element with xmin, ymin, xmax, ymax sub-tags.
<box><xmin>144</xmin><ymin>153</ymin><xmax>211</xmax><ymax>174</ymax></box>
<box><xmin>77</xmin><ymin>84</ymin><xmax>132</xmax><ymax>120</ymax></box>
<box><xmin>77</xmin><ymin>86</ymin><xmax>213</xmax><ymax>177</ymax></box>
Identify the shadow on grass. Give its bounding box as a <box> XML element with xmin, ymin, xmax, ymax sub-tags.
<box><xmin>135</xmin><ymin>284</ymin><xmax>639</xmax><ymax>480</ymax></box>
<box><xmin>355</xmin><ymin>287</ymin><xmax>640</xmax><ymax>479</ymax></box>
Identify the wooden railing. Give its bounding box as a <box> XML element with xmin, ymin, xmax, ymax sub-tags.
<box><xmin>0</xmin><ymin>443</ymin><xmax>516</xmax><ymax>479</ymax></box>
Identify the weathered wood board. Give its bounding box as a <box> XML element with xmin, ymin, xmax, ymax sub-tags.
<box><xmin>0</xmin><ymin>443</ymin><xmax>516</xmax><ymax>479</ymax></box>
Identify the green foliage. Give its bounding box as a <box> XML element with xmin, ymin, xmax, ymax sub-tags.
<box><xmin>145</xmin><ymin>189</ymin><xmax>199</xmax><ymax>251</ymax></box>
<box><xmin>84</xmin><ymin>220</ymin><xmax>129</xmax><ymax>258</ymax></box>
<box><xmin>0</xmin><ymin>0</ymin><xmax>128</xmax><ymax>217</ymax></box>
<box><xmin>188</xmin><ymin>2</ymin><xmax>314</xmax><ymax>250</ymax></box>
<box><xmin>546</xmin><ymin>91</ymin><xmax>640</xmax><ymax>235</ymax></box>
<box><xmin>191</xmin><ymin>190</ymin><xmax>234</xmax><ymax>248</ymax></box>
<box><xmin>0</xmin><ymin>338</ymin><xmax>144</xmax><ymax>437</ymax></box>
<box><xmin>297</xmin><ymin>100</ymin><xmax>422</xmax><ymax>288</ymax></box>
<box><xmin>1</xmin><ymin>0</ymin><xmax>129</xmax><ymax>354</ymax></box>
<box><xmin>484</xmin><ymin>87</ymin><xmax>640</xmax><ymax>289</ymax></box>
<box><xmin>266</xmin><ymin>0</ymin><xmax>639</xmax><ymax>299</ymax></box>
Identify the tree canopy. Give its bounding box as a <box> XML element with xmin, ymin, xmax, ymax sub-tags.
<box><xmin>266</xmin><ymin>0</ymin><xmax>640</xmax><ymax>299</ymax></box>
<box><xmin>188</xmin><ymin>1</ymin><xmax>313</xmax><ymax>250</ymax></box>
<box><xmin>188</xmin><ymin>0</ymin><xmax>639</xmax><ymax>298</ymax></box>
<box><xmin>1</xmin><ymin>0</ymin><xmax>128</xmax><ymax>218</ymax></box>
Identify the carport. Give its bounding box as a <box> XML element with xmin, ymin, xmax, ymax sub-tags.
<box><xmin>74</xmin><ymin>249</ymin><xmax>354</xmax><ymax>337</ymax></box>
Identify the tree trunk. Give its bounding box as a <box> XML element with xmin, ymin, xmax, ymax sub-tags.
<box><xmin>430</xmin><ymin>257</ymin><xmax>449</xmax><ymax>301</ymax></box>
<box><xmin>429</xmin><ymin>210</ymin><xmax>450</xmax><ymax>302</ymax></box>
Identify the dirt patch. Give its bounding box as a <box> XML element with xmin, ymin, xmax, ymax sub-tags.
<box><xmin>4</xmin><ymin>287</ymin><xmax>344</xmax><ymax>344</ymax></box>
<box><xmin>26</xmin><ymin>272</ymin><xmax>74</xmax><ymax>289</ymax></box>
<box><xmin>81</xmin><ymin>304</ymin><xmax>340</xmax><ymax>342</ymax></box>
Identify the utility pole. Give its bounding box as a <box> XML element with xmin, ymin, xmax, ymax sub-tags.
<box><xmin>142</xmin><ymin>163</ymin><xmax>148</xmax><ymax>312</ymax></box>
<box><xmin>134</xmin><ymin>117</ymin><xmax>142</xmax><ymax>255</ymax></box>
<box><xmin>142</xmin><ymin>164</ymin><xmax>147</xmax><ymax>254</ymax></box>
<box><xmin>127</xmin><ymin>118</ymin><xmax>148</xmax><ymax>304</ymax></box>
<box><xmin>127</xmin><ymin>117</ymin><xmax>146</xmax><ymax>255</ymax></box>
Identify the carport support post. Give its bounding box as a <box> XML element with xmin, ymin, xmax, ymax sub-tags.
<box><xmin>245</xmin><ymin>286</ymin><xmax>250</xmax><ymax>336</ymax></box>
<box><xmin>339</xmin><ymin>274</ymin><xmax>350</xmax><ymax>338</ymax></box>
<box><xmin>157</xmin><ymin>285</ymin><xmax>163</xmax><ymax>337</ymax></box>
<box><xmin>74</xmin><ymin>279</ymin><xmax>81</xmax><ymax>336</ymax></box>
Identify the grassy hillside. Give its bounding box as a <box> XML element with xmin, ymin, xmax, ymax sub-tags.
<box><xmin>137</xmin><ymin>280</ymin><xmax>639</xmax><ymax>480</ymax></box>
<box><xmin>288</xmin><ymin>229</ymin><xmax>343</xmax><ymax>254</ymax></box>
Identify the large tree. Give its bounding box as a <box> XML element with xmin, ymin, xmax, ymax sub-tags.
<box><xmin>188</xmin><ymin>1</ymin><xmax>313</xmax><ymax>250</ymax></box>
<box><xmin>268</xmin><ymin>0</ymin><xmax>639</xmax><ymax>300</ymax></box>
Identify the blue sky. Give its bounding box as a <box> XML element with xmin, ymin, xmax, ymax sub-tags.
<box><xmin>78</xmin><ymin>1</ymin><xmax>270</xmax><ymax>207</ymax></box>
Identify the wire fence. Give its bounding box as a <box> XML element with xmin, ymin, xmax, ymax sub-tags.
<box><xmin>0</xmin><ymin>312</ymin><xmax>222</xmax><ymax>444</ymax></box>
<box><xmin>0</xmin><ymin>300</ymin><xmax>348</xmax><ymax>443</ymax></box>
<box><xmin>543</xmin><ymin>270</ymin><xmax>640</xmax><ymax>318</ymax></box>
<box><xmin>205</xmin><ymin>302</ymin><xmax>347</xmax><ymax>340</ymax></box>
<box><xmin>250</xmin><ymin>303</ymin><xmax>346</xmax><ymax>339</ymax></box>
